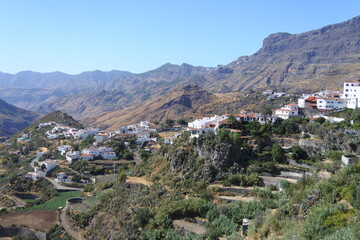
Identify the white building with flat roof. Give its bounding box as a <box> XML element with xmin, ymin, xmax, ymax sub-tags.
<box><xmin>342</xmin><ymin>80</ymin><xmax>360</xmax><ymax>109</ymax></box>
<box><xmin>317</xmin><ymin>97</ymin><xmax>345</xmax><ymax>110</ymax></box>
<box><xmin>274</xmin><ymin>103</ymin><xmax>299</xmax><ymax>119</ymax></box>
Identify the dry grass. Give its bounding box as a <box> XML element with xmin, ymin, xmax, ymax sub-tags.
<box><xmin>0</xmin><ymin>210</ymin><xmax>58</xmax><ymax>232</ymax></box>
<box><xmin>126</xmin><ymin>177</ymin><xmax>152</xmax><ymax>187</ymax></box>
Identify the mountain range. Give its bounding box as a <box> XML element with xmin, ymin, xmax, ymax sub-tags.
<box><xmin>1</xmin><ymin>15</ymin><xmax>360</xmax><ymax>132</ymax></box>
<box><xmin>0</xmin><ymin>98</ymin><xmax>40</xmax><ymax>140</ymax></box>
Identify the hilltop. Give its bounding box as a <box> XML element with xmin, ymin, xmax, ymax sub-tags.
<box><xmin>85</xmin><ymin>84</ymin><xmax>216</xmax><ymax>130</ymax></box>
<box><xmin>32</xmin><ymin>111</ymin><xmax>84</xmax><ymax>129</ymax></box>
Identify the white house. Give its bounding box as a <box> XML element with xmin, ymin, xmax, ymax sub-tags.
<box><xmin>101</xmin><ymin>151</ymin><xmax>117</xmax><ymax>160</ymax></box>
<box><xmin>95</xmin><ymin>133</ymin><xmax>110</xmax><ymax>142</ymax></box>
<box><xmin>57</xmin><ymin>145</ymin><xmax>73</xmax><ymax>156</ymax></box>
<box><xmin>41</xmin><ymin>160</ymin><xmax>58</xmax><ymax>172</ymax></box>
<box><xmin>317</xmin><ymin>97</ymin><xmax>345</xmax><ymax>110</ymax></box>
<box><xmin>38</xmin><ymin>122</ymin><xmax>55</xmax><ymax>128</ymax></box>
<box><xmin>46</xmin><ymin>132</ymin><xmax>59</xmax><ymax>139</ymax></box>
<box><xmin>342</xmin><ymin>80</ymin><xmax>360</xmax><ymax>109</ymax></box>
<box><xmin>341</xmin><ymin>155</ymin><xmax>358</xmax><ymax>166</ymax></box>
<box><xmin>82</xmin><ymin>147</ymin><xmax>102</xmax><ymax>157</ymax></box>
<box><xmin>164</xmin><ymin>134</ymin><xmax>180</xmax><ymax>144</ymax></box>
<box><xmin>17</xmin><ymin>133</ymin><xmax>30</xmax><ymax>142</ymax></box>
<box><xmin>188</xmin><ymin>115</ymin><xmax>228</xmax><ymax>129</ymax></box>
<box><xmin>56</xmin><ymin>172</ymin><xmax>73</xmax><ymax>183</ymax></box>
<box><xmin>136</xmin><ymin>131</ymin><xmax>151</xmax><ymax>144</ymax></box>
<box><xmin>80</xmin><ymin>154</ymin><xmax>94</xmax><ymax>161</ymax></box>
<box><xmin>274</xmin><ymin>103</ymin><xmax>299</xmax><ymax>119</ymax></box>
<box><xmin>81</xmin><ymin>147</ymin><xmax>116</xmax><ymax>160</ymax></box>
<box><xmin>66</xmin><ymin>151</ymin><xmax>80</xmax><ymax>163</ymax></box>
<box><xmin>140</xmin><ymin>121</ymin><xmax>151</xmax><ymax>127</ymax></box>
<box><xmin>30</xmin><ymin>160</ymin><xmax>58</xmax><ymax>178</ymax></box>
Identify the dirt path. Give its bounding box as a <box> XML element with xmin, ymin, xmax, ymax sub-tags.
<box><xmin>173</xmin><ymin>220</ymin><xmax>206</xmax><ymax>235</ymax></box>
<box><xmin>126</xmin><ymin>177</ymin><xmax>152</xmax><ymax>187</ymax></box>
<box><xmin>217</xmin><ymin>195</ymin><xmax>255</xmax><ymax>202</ymax></box>
<box><xmin>0</xmin><ymin>193</ymin><xmax>26</xmax><ymax>208</ymax></box>
<box><xmin>61</xmin><ymin>205</ymin><xmax>84</xmax><ymax>240</ymax></box>
<box><xmin>45</xmin><ymin>177</ymin><xmax>82</xmax><ymax>191</ymax></box>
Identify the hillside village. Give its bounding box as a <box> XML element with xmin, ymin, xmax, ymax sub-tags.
<box><xmin>3</xmin><ymin>7</ymin><xmax>360</xmax><ymax>240</ymax></box>
<box><xmin>17</xmin><ymin>78</ymin><xmax>360</xmax><ymax>187</ymax></box>
<box><xmin>2</xmin><ymin>74</ymin><xmax>360</xmax><ymax>239</ymax></box>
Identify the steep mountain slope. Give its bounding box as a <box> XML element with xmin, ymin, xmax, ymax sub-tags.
<box><xmin>85</xmin><ymin>85</ymin><xmax>216</xmax><ymax>130</ymax></box>
<box><xmin>31</xmin><ymin>64</ymin><xmax>210</xmax><ymax>119</ymax></box>
<box><xmin>0</xmin><ymin>98</ymin><xmax>40</xmax><ymax>139</ymax></box>
<box><xmin>202</xmin><ymin>15</ymin><xmax>360</xmax><ymax>93</ymax></box>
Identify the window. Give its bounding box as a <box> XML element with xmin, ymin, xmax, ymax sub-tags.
<box><xmin>346</xmin><ymin>84</ymin><xmax>349</xmax><ymax>86</ymax></box>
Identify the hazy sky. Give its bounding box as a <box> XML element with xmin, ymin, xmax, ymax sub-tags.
<box><xmin>0</xmin><ymin>1</ymin><xmax>359</xmax><ymax>74</ymax></box>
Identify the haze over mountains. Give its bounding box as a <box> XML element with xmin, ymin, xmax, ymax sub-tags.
<box><xmin>1</xmin><ymin>15</ymin><xmax>360</xmax><ymax>131</ymax></box>
<box><xmin>0</xmin><ymin>98</ymin><xmax>39</xmax><ymax>139</ymax></box>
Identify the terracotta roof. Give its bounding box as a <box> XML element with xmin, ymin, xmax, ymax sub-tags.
<box><xmin>344</xmin><ymin>80</ymin><xmax>360</xmax><ymax>83</ymax></box>
<box><xmin>305</xmin><ymin>96</ymin><xmax>318</xmax><ymax>102</ymax></box>
<box><xmin>149</xmin><ymin>125</ymin><xmax>161</xmax><ymax>128</ymax></box>
<box><xmin>276</xmin><ymin>109</ymin><xmax>292</xmax><ymax>112</ymax></box>
<box><xmin>81</xmin><ymin>154</ymin><xmax>93</xmax><ymax>157</ymax></box>
<box><xmin>247</xmin><ymin>113</ymin><xmax>257</xmax><ymax>118</ymax></box>
<box><xmin>219</xmin><ymin>120</ymin><xmax>228</xmax><ymax>124</ymax></box>
<box><xmin>286</xmin><ymin>103</ymin><xmax>298</xmax><ymax>106</ymax></box>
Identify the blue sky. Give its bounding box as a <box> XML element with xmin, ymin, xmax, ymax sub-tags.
<box><xmin>0</xmin><ymin>1</ymin><xmax>359</xmax><ymax>74</ymax></box>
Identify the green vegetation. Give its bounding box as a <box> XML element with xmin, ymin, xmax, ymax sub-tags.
<box><xmin>3</xmin><ymin>105</ymin><xmax>360</xmax><ymax>239</ymax></box>
<box><xmin>24</xmin><ymin>191</ymin><xmax>80</xmax><ymax>211</ymax></box>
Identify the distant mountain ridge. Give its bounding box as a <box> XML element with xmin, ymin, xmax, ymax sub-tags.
<box><xmin>0</xmin><ymin>70</ymin><xmax>133</xmax><ymax>89</ymax></box>
<box><xmin>0</xmin><ymin>70</ymin><xmax>133</xmax><ymax>109</ymax></box>
<box><xmin>1</xmin><ymin>15</ymin><xmax>360</xmax><ymax>126</ymax></box>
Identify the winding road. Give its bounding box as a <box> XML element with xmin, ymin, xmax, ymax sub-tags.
<box><xmin>45</xmin><ymin>177</ymin><xmax>82</xmax><ymax>191</ymax></box>
<box><xmin>60</xmin><ymin>205</ymin><xmax>84</xmax><ymax>240</ymax></box>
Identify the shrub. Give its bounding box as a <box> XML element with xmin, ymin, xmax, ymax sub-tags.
<box><xmin>223</xmin><ymin>173</ymin><xmax>260</xmax><ymax>187</ymax></box>
<box><xmin>210</xmin><ymin>214</ymin><xmax>238</xmax><ymax>236</ymax></box>
<box><xmin>83</xmin><ymin>184</ymin><xmax>95</xmax><ymax>192</ymax></box>
<box><xmin>135</xmin><ymin>208</ymin><xmax>153</xmax><ymax>227</ymax></box>
<box><xmin>157</xmin><ymin>198</ymin><xmax>212</xmax><ymax>221</ymax></box>
<box><xmin>325</xmin><ymin>150</ymin><xmax>344</xmax><ymax>162</ymax></box>
<box><xmin>226</xmin><ymin>201</ymin><xmax>269</xmax><ymax>224</ymax></box>
<box><xmin>271</xmin><ymin>143</ymin><xmax>287</xmax><ymax>163</ymax></box>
